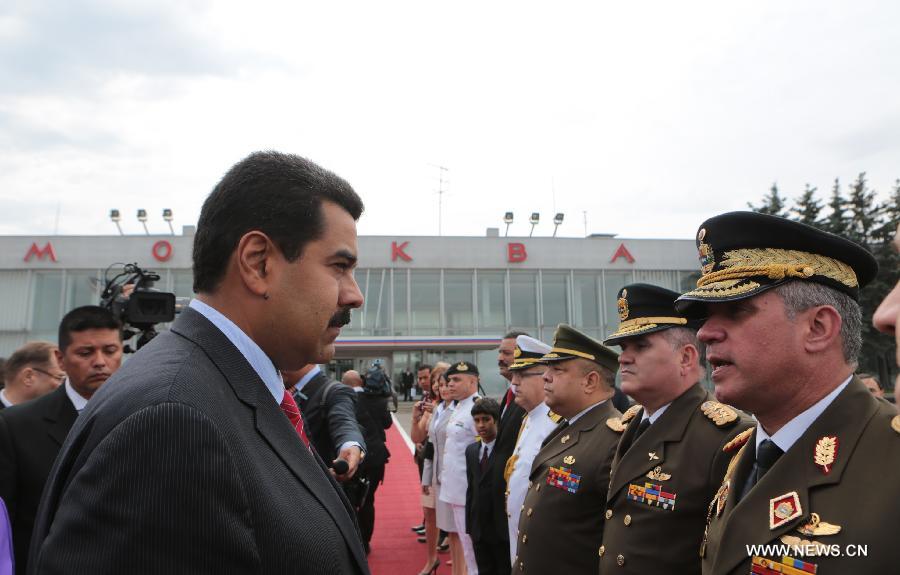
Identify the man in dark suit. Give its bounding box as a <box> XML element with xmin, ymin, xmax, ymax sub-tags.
<box><xmin>0</xmin><ymin>306</ymin><xmax>123</xmax><ymax>575</ymax></box>
<box><xmin>342</xmin><ymin>369</ymin><xmax>392</xmax><ymax>553</ymax></box>
<box><xmin>284</xmin><ymin>363</ymin><xmax>365</xmax><ymax>481</ymax></box>
<box><xmin>464</xmin><ymin>397</ymin><xmax>507</xmax><ymax>575</ymax></box>
<box><xmin>677</xmin><ymin>212</ymin><xmax>899</xmax><ymax>574</ymax></box>
<box><xmin>0</xmin><ymin>342</ymin><xmax>65</xmax><ymax>410</ymax></box>
<box><xmin>512</xmin><ymin>325</ymin><xmax>622</xmax><ymax>575</ymax></box>
<box><xmin>28</xmin><ymin>151</ymin><xmax>370</xmax><ymax>574</ymax></box>
<box><xmin>488</xmin><ymin>331</ymin><xmax>529</xmax><ymax>562</ymax></box>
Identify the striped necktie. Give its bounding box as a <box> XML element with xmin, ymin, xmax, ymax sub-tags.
<box><xmin>279</xmin><ymin>389</ymin><xmax>311</xmax><ymax>449</ymax></box>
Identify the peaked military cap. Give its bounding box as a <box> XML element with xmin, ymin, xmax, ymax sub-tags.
<box><xmin>509</xmin><ymin>335</ymin><xmax>552</xmax><ymax>371</ymax></box>
<box><xmin>540</xmin><ymin>324</ymin><xmax>619</xmax><ymax>372</ymax></box>
<box><xmin>676</xmin><ymin>211</ymin><xmax>878</xmax><ymax>315</ymax></box>
<box><xmin>604</xmin><ymin>283</ymin><xmax>699</xmax><ymax>346</ymax></box>
<box><xmin>446</xmin><ymin>360</ymin><xmax>479</xmax><ymax>377</ymax></box>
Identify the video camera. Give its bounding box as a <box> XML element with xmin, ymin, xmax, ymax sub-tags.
<box><xmin>100</xmin><ymin>263</ymin><xmax>176</xmax><ymax>353</ymax></box>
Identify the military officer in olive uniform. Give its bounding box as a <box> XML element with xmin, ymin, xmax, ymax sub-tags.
<box><xmin>511</xmin><ymin>325</ymin><xmax>622</xmax><ymax>575</ymax></box>
<box><xmin>599</xmin><ymin>283</ymin><xmax>754</xmax><ymax>573</ymax></box>
<box><xmin>676</xmin><ymin>211</ymin><xmax>900</xmax><ymax>574</ymax></box>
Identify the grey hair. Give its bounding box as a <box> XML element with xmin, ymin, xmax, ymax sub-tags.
<box><xmin>774</xmin><ymin>281</ymin><xmax>862</xmax><ymax>365</ymax></box>
<box><xmin>660</xmin><ymin>327</ymin><xmax>706</xmax><ymax>369</ymax></box>
<box><xmin>573</xmin><ymin>358</ymin><xmax>617</xmax><ymax>390</ymax></box>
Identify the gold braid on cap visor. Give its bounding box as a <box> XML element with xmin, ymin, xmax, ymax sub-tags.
<box><xmin>695</xmin><ymin>248</ymin><xmax>858</xmax><ymax>289</ymax></box>
<box><xmin>611</xmin><ymin>316</ymin><xmax>688</xmax><ymax>337</ymax></box>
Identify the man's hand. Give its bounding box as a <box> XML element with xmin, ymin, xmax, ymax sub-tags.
<box><xmin>333</xmin><ymin>445</ymin><xmax>363</xmax><ymax>482</ymax></box>
<box><xmin>422</xmin><ymin>485</ymin><xmax>430</xmax><ymax>495</ymax></box>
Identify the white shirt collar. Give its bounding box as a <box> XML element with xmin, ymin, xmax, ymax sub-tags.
<box><xmin>353</xmin><ymin>386</ymin><xmax>365</xmax><ymax>393</ymax></box>
<box><xmin>293</xmin><ymin>365</ymin><xmax>322</xmax><ymax>393</ymax></box>
<box><xmin>189</xmin><ymin>299</ymin><xmax>284</xmax><ymax>404</ymax></box>
<box><xmin>0</xmin><ymin>389</ymin><xmax>13</xmax><ymax>408</ymax></box>
<box><xmin>641</xmin><ymin>402</ymin><xmax>671</xmax><ymax>425</ymax></box>
<box><xmin>64</xmin><ymin>378</ymin><xmax>90</xmax><ymax>412</ymax></box>
<box><xmin>756</xmin><ymin>375</ymin><xmax>853</xmax><ymax>454</ymax></box>
<box><xmin>527</xmin><ymin>402</ymin><xmax>551</xmax><ymax>419</ymax></box>
<box><xmin>567</xmin><ymin>398</ymin><xmax>608</xmax><ymax>425</ymax></box>
<box><xmin>482</xmin><ymin>438</ymin><xmax>496</xmax><ymax>454</ymax></box>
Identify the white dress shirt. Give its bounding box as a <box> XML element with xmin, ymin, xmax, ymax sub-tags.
<box><xmin>189</xmin><ymin>299</ymin><xmax>284</xmax><ymax>404</ymax></box>
<box><xmin>64</xmin><ymin>379</ymin><xmax>90</xmax><ymax>412</ymax></box>
<box><xmin>439</xmin><ymin>393</ymin><xmax>479</xmax><ymax>506</ymax></box>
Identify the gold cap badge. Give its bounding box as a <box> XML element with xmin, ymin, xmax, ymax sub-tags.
<box><xmin>456</xmin><ymin>362</ymin><xmax>468</xmax><ymax>371</ymax></box>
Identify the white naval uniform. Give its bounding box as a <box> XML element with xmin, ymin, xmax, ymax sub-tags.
<box><xmin>505</xmin><ymin>402</ymin><xmax>558</xmax><ymax>565</ymax></box>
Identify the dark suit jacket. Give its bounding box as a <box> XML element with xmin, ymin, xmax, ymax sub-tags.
<box><xmin>701</xmin><ymin>378</ymin><xmax>900</xmax><ymax>575</ymax></box>
<box><xmin>465</xmin><ymin>440</ymin><xmax>499</xmax><ymax>543</ymax></box>
<box><xmin>297</xmin><ymin>371</ymin><xmax>366</xmax><ymax>461</ymax></box>
<box><xmin>601</xmin><ymin>383</ymin><xmax>753</xmax><ymax>574</ymax></box>
<box><xmin>489</xmin><ymin>390</ymin><xmax>525</xmax><ymax>543</ymax></box>
<box><xmin>355</xmin><ymin>391</ymin><xmax>392</xmax><ymax>470</ymax></box>
<box><xmin>0</xmin><ymin>385</ymin><xmax>77</xmax><ymax>575</ymax></box>
<box><xmin>512</xmin><ymin>400</ymin><xmax>621</xmax><ymax>575</ymax></box>
<box><xmin>28</xmin><ymin>308</ymin><xmax>369</xmax><ymax>575</ymax></box>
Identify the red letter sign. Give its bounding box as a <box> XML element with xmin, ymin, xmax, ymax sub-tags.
<box><xmin>24</xmin><ymin>242</ymin><xmax>57</xmax><ymax>263</ymax></box>
<box><xmin>152</xmin><ymin>240</ymin><xmax>173</xmax><ymax>262</ymax></box>
<box><xmin>610</xmin><ymin>243</ymin><xmax>635</xmax><ymax>264</ymax></box>
<box><xmin>507</xmin><ymin>242</ymin><xmax>527</xmax><ymax>263</ymax></box>
<box><xmin>391</xmin><ymin>241</ymin><xmax>412</xmax><ymax>262</ymax></box>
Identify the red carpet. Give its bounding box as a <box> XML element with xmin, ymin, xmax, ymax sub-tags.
<box><xmin>367</xmin><ymin>418</ymin><xmax>430</xmax><ymax>575</ymax></box>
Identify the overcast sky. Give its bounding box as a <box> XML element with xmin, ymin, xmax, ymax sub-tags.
<box><xmin>1</xmin><ymin>0</ymin><xmax>898</xmax><ymax>240</ymax></box>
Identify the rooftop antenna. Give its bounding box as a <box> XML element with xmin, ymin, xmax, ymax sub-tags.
<box><xmin>429</xmin><ymin>164</ymin><xmax>449</xmax><ymax>236</ymax></box>
<box><xmin>583</xmin><ymin>211</ymin><xmax>588</xmax><ymax>236</ymax></box>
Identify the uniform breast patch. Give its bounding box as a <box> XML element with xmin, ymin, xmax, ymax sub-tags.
<box><xmin>626</xmin><ymin>482</ymin><xmax>677</xmax><ymax>511</ymax></box>
<box><xmin>547</xmin><ymin>466</ymin><xmax>581</xmax><ymax>494</ymax></box>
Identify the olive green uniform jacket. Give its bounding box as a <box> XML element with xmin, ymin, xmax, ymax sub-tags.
<box><xmin>512</xmin><ymin>399</ymin><xmax>621</xmax><ymax>575</ymax></box>
<box><xmin>701</xmin><ymin>377</ymin><xmax>900</xmax><ymax>574</ymax></box>
<box><xmin>599</xmin><ymin>383</ymin><xmax>753</xmax><ymax>573</ymax></box>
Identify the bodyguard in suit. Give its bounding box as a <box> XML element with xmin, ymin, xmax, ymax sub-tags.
<box><xmin>676</xmin><ymin>211</ymin><xmax>900</xmax><ymax>574</ymax></box>
<box><xmin>0</xmin><ymin>306</ymin><xmax>122</xmax><ymax>575</ymax></box>
<box><xmin>464</xmin><ymin>398</ymin><xmax>506</xmax><ymax>575</ymax></box>
<box><xmin>285</xmin><ymin>363</ymin><xmax>366</xmax><ymax>481</ymax></box>
<box><xmin>512</xmin><ymin>325</ymin><xmax>622</xmax><ymax>575</ymax></box>
<box><xmin>28</xmin><ymin>152</ymin><xmax>370</xmax><ymax>574</ymax></box>
<box><xmin>599</xmin><ymin>283</ymin><xmax>753</xmax><ymax>573</ymax></box>
<box><xmin>342</xmin><ymin>369</ymin><xmax>393</xmax><ymax>553</ymax></box>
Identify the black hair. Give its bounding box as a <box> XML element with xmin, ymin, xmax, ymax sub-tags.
<box><xmin>471</xmin><ymin>397</ymin><xmax>501</xmax><ymax>421</ymax></box>
<box><xmin>417</xmin><ymin>364</ymin><xmax>433</xmax><ymax>373</ymax></box>
<box><xmin>504</xmin><ymin>330</ymin><xmax>530</xmax><ymax>340</ymax></box>
<box><xmin>192</xmin><ymin>151</ymin><xmax>365</xmax><ymax>293</ymax></box>
<box><xmin>58</xmin><ymin>306</ymin><xmax>122</xmax><ymax>352</ymax></box>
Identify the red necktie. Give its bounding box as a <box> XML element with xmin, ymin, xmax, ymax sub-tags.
<box><xmin>280</xmin><ymin>389</ymin><xmax>311</xmax><ymax>448</ymax></box>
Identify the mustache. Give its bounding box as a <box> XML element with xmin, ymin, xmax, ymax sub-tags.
<box><xmin>328</xmin><ymin>308</ymin><xmax>353</xmax><ymax>328</ymax></box>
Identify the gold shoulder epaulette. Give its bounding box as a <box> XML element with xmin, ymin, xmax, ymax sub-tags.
<box><xmin>621</xmin><ymin>404</ymin><xmax>643</xmax><ymax>423</ymax></box>
<box><xmin>892</xmin><ymin>415</ymin><xmax>900</xmax><ymax>435</ymax></box>
<box><xmin>548</xmin><ymin>411</ymin><xmax>563</xmax><ymax>423</ymax></box>
<box><xmin>701</xmin><ymin>401</ymin><xmax>739</xmax><ymax>427</ymax></box>
<box><xmin>723</xmin><ymin>427</ymin><xmax>753</xmax><ymax>452</ymax></box>
<box><xmin>606</xmin><ymin>417</ymin><xmax>627</xmax><ymax>433</ymax></box>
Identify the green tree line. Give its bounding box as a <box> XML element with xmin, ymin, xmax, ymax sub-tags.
<box><xmin>748</xmin><ymin>174</ymin><xmax>900</xmax><ymax>392</ymax></box>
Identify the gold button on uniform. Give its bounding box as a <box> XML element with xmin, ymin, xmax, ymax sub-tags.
<box><xmin>522</xmin><ymin>534</ymin><xmax>528</xmax><ymax>544</ymax></box>
<box><xmin>528</xmin><ymin>481</ymin><xmax>533</xmax><ymax>489</ymax></box>
<box><xmin>623</xmin><ymin>514</ymin><xmax>632</xmax><ymax>526</ymax></box>
<box><xmin>617</xmin><ymin>554</ymin><xmax>625</xmax><ymax>566</ymax></box>
<box><xmin>605</xmin><ymin>509</ymin><xmax>613</xmax><ymax>520</ymax></box>
<box><xmin>536</xmin><ymin>484</ymin><xmax>541</xmax><ymax>492</ymax></box>
<box><xmin>598</xmin><ymin>545</ymin><xmax>605</xmax><ymax>557</ymax></box>
<box><xmin>526</xmin><ymin>508</ymin><xmax>533</xmax><ymax>517</ymax></box>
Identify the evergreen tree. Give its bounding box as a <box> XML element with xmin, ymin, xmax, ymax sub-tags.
<box><xmin>845</xmin><ymin>172</ymin><xmax>881</xmax><ymax>245</ymax></box>
<box><xmin>823</xmin><ymin>178</ymin><xmax>849</xmax><ymax>236</ymax></box>
<box><xmin>791</xmin><ymin>183</ymin><xmax>822</xmax><ymax>226</ymax></box>
<box><xmin>748</xmin><ymin>183</ymin><xmax>788</xmax><ymax>216</ymax></box>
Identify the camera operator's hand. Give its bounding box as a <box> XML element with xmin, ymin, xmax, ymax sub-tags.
<box><xmin>333</xmin><ymin>445</ymin><xmax>363</xmax><ymax>482</ymax></box>
<box><xmin>122</xmin><ymin>283</ymin><xmax>136</xmax><ymax>298</ymax></box>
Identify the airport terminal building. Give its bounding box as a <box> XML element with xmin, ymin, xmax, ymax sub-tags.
<box><xmin>0</xmin><ymin>230</ymin><xmax>699</xmax><ymax>394</ymax></box>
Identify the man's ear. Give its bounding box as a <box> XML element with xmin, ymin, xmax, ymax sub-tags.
<box><xmin>583</xmin><ymin>369</ymin><xmax>601</xmax><ymax>394</ymax></box>
<box><xmin>54</xmin><ymin>348</ymin><xmax>66</xmax><ymax>373</ymax></box>
<box><xmin>680</xmin><ymin>344</ymin><xmax>699</xmax><ymax>372</ymax></box>
<box><xmin>235</xmin><ymin>231</ymin><xmax>275</xmax><ymax>298</ymax></box>
<box><xmin>804</xmin><ymin>305</ymin><xmax>842</xmax><ymax>354</ymax></box>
